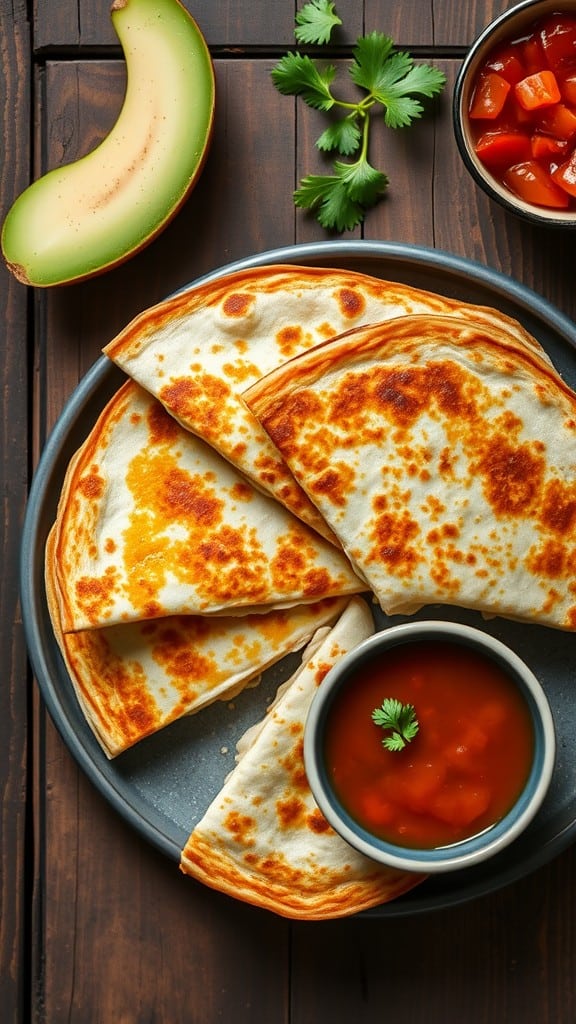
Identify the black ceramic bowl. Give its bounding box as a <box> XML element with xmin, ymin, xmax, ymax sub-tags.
<box><xmin>453</xmin><ymin>0</ymin><xmax>576</xmax><ymax>226</ymax></box>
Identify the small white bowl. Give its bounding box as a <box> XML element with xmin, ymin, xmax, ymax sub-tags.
<box><xmin>453</xmin><ymin>0</ymin><xmax>576</xmax><ymax>227</ymax></box>
<box><xmin>304</xmin><ymin>621</ymin><xmax>556</xmax><ymax>874</ymax></box>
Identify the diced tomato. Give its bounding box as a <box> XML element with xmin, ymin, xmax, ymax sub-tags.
<box><xmin>511</xmin><ymin>96</ymin><xmax>538</xmax><ymax>126</ymax></box>
<box><xmin>485</xmin><ymin>45</ymin><xmax>526</xmax><ymax>85</ymax></box>
<box><xmin>537</xmin><ymin>102</ymin><xmax>576</xmax><ymax>140</ymax></box>
<box><xmin>560</xmin><ymin>73</ymin><xmax>576</xmax><ymax>105</ymax></box>
<box><xmin>360</xmin><ymin>790</ymin><xmax>396</xmax><ymax>828</ymax></box>
<box><xmin>515</xmin><ymin>70</ymin><xmax>561</xmax><ymax>110</ymax></box>
<box><xmin>476</xmin><ymin>700</ymin><xmax>507</xmax><ymax>731</ymax></box>
<box><xmin>503</xmin><ymin>160</ymin><xmax>570</xmax><ymax>207</ymax></box>
<box><xmin>475</xmin><ymin>129</ymin><xmax>532</xmax><ymax>168</ymax></box>
<box><xmin>469</xmin><ymin>72</ymin><xmax>511</xmax><ymax>119</ymax></box>
<box><xmin>519</xmin><ymin>32</ymin><xmax>547</xmax><ymax>74</ymax></box>
<box><xmin>551</xmin><ymin>148</ymin><xmax>576</xmax><ymax>196</ymax></box>
<box><xmin>540</xmin><ymin>13</ymin><xmax>576</xmax><ymax>73</ymax></box>
<box><xmin>396</xmin><ymin>762</ymin><xmax>445</xmax><ymax>814</ymax></box>
<box><xmin>530</xmin><ymin>132</ymin><xmax>569</xmax><ymax>159</ymax></box>
<box><xmin>431</xmin><ymin>782</ymin><xmax>492</xmax><ymax>828</ymax></box>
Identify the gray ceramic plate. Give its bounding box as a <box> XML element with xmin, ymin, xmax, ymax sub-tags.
<box><xmin>20</xmin><ymin>240</ymin><xmax>576</xmax><ymax>917</ymax></box>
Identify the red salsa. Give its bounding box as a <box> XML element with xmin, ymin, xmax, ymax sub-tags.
<box><xmin>323</xmin><ymin>639</ymin><xmax>535</xmax><ymax>850</ymax></box>
<box><xmin>468</xmin><ymin>12</ymin><xmax>576</xmax><ymax>209</ymax></box>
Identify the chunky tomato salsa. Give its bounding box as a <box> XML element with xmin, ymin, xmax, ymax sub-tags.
<box><xmin>468</xmin><ymin>12</ymin><xmax>576</xmax><ymax>209</ymax></box>
<box><xmin>323</xmin><ymin>639</ymin><xmax>535</xmax><ymax>850</ymax></box>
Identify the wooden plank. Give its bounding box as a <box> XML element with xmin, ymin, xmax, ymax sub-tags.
<box><xmin>0</xmin><ymin>5</ymin><xmax>31</xmax><ymax>1023</ymax></box>
<box><xmin>32</xmin><ymin>0</ymin><xmax>515</xmax><ymax>52</ymax></box>
<box><xmin>290</xmin><ymin>847</ymin><xmax>576</xmax><ymax>1023</ymax></box>
<box><xmin>34</xmin><ymin>56</ymin><xmax>297</xmax><ymax>1023</ymax></box>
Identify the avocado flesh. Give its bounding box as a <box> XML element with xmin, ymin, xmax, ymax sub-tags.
<box><xmin>1</xmin><ymin>0</ymin><xmax>215</xmax><ymax>286</ymax></box>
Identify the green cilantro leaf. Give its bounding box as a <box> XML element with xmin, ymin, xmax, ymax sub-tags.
<box><xmin>368</xmin><ymin>52</ymin><xmax>447</xmax><ymax>128</ymax></box>
<box><xmin>372</xmin><ymin>698</ymin><xmax>419</xmax><ymax>752</ymax></box>
<box><xmin>295</xmin><ymin>0</ymin><xmax>342</xmax><ymax>46</ymax></box>
<box><xmin>271</xmin><ymin>4</ymin><xmax>446</xmax><ymax>230</ymax></box>
<box><xmin>294</xmin><ymin>173</ymin><xmax>366</xmax><ymax>232</ymax></box>
<box><xmin>271</xmin><ymin>53</ymin><xmax>337</xmax><ymax>111</ymax></box>
<box><xmin>348</xmin><ymin>31</ymin><xmax>397</xmax><ymax>93</ymax></box>
<box><xmin>294</xmin><ymin>151</ymin><xmax>388</xmax><ymax>231</ymax></box>
<box><xmin>334</xmin><ymin>158</ymin><xmax>389</xmax><ymax>203</ymax></box>
<box><xmin>316</xmin><ymin>117</ymin><xmax>361</xmax><ymax>156</ymax></box>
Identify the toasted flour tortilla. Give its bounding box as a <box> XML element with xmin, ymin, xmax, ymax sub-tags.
<box><xmin>45</xmin><ymin>524</ymin><xmax>348</xmax><ymax>757</ymax></box>
<box><xmin>49</xmin><ymin>380</ymin><xmax>363</xmax><ymax>633</ymax></box>
<box><xmin>104</xmin><ymin>264</ymin><xmax>549</xmax><ymax>540</ymax></box>
<box><xmin>245</xmin><ymin>314</ymin><xmax>576</xmax><ymax>630</ymax></box>
<box><xmin>180</xmin><ymin>597</ymin><xmax>426</xmax><ymax>919</ymax></box>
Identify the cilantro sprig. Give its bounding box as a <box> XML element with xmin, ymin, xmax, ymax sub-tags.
<box><xmin>271</xmin><ymin>0</ymin><xmax>446</xmax><ymax>231</ymax></box>
<box><xmin>372</xmin><ymin>698</ymin><xmax>419</xmax><ymax>752</ymax></box>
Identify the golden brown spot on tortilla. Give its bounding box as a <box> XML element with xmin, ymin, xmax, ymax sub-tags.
<box><xmin>566</xmin><ymin>606</ymin><xmax>576</xmax><ymax>628</ymax></box>
<box><xmin>70</xmin><ymin>630</ymin><xmax>161</xmax><ymax>746</ymax></box>
<box><xmin>276</xmin><ymin>325</ymin><xmax>304</xmax><ymax>359</ymax></box>
<box><xmin>230</xmin><ymin>481</ymin><xmax>253</xmax><ymax>503</ymax></box>
<box><xmin>307</xmin><ymin>808</ymin><xmax>332</xmax><ymax>834</ymax></box>
<box><xmin>368</xmin><ymin>497</ymin><xmax>422</xmax><ymax>577</ymax></box>
<box><xmin>476</xmin><ymin>438</ymin><xmax>544</xmax><ymax>516</ymax></box>
<box><xmin>328</xmin><ymin>371</ymin><xmax>371</xmax><ymax>424</ymax></box>
<box><xmin>336</xmin><ymin>287</ymin><xmax>366</xmax><ymax>319</ymax></box>
<box><xmin>159</xmin><ymin>374</ymin><xmax>233</xmax><ymax>440</ymax></box>
<box><xmin>222</xmin><ymin>292</ymin><xmax>254</xmax><ymax>318</ymax></box>
<box><xmin>151</xmin><ymin>624</ymin><xmax>217</xmax><ymax>697</ymax></box>
<box><xmin>276</xmin><ymin>795</ymin><xmax>306</xmax><ymax>828</ymax></box>
<box><xmin>75</xmin><ymin>567</ymin><xmax>119</xmax><ymax>625</ymax></box>
<box><xmin>279</xmin><ymin>736</ymin><xmax>308</xmax><ymax>792</ymax></box>
<box><xmin>312</xmin><ymin>462</ymin><xmax>356</xmax><ymax>508</ymax></box>
<box><xmin>224</xmin><ymin>811</ymin><xmax>256</xmax><ymax>845</ymax></box>
<box><xmin>540</xmin><ymin>478</ymin><xmax>576</xmax><ymax>535</ymax></box>
<box><xmin>253</xmin><ymin>448</ymin><xmax>288</xmax><ymax>487</ymax></box>
<box><xmin>313</xmin><ymin>659</ymin><xmax>335</xmax><ymax>687</ymax></box>
<box><xmin>221</xmin><ymin>360</ymin><xmax>261</xmax><ymax>385</ymax></box>
<box><xmin>78</xmin><ymin>469</ymin><xmax>105</xmax><ymax>499</ymax></box>
<box><xmin>146</xmin><ymin>399</ymin><xmax>181</xmax><ymax>445</ymax></box>
<box><xmin>168</xmin><ymin>466</ymin><xmax>223</xmax><ymax>523</ymax></box>
<box><xmin>270</xmin><ymin>539</ymin><xmax>334</xmax><ymax>599</ymax></box>
<box><xmin>104</xmin><ymin>538</ymin><xmax>116</xmax><ymax>554</ymax></box>
<box><xmin>262</xmin><ymin>390</ymin><xmax>324</xmax><ymax>455</ymax></box>
<box><xmin>526</xmin><ymin>539</ymin><xmax>568</xmax><ymax>579</ymax></box>
<box><xmin>121</xmin><ymin>447</ymin><xmax>281</xmax><ymax>612</ymax></box>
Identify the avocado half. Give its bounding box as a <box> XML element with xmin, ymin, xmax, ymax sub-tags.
<box><xmin>2</xmin><ymin>0</ymin><xmax>215</xmax><ymax>286</ymax></box>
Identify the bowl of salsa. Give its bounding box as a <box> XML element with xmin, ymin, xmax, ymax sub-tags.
<box><xmin>453</xmin><ymin>0</ymin><xmax>576</xmax><ymax>225</ymax></box>
<box><xmin>303</xmin><ymin>620</ymin><xmax>556</xmax><ymax>873</ymax></box>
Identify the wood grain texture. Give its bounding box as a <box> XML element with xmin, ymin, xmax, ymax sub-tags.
<box><xmin>17</xmin><ymin>3</ymin><xmax>576</xmax><ymax>1021</ymax></box>
<box><xmin>33</xmin><ymin>0</ymin><xmax>519</xmax><ymax>51</ymax></box>
<box><xmin>0</xmin><ymin>5</ymin><xmax>31</xmax><ymax>1023</ymax></box>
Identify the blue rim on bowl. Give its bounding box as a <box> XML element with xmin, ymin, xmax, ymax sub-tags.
<box><xmin>304</xmin><ymin>621</ymin><xmax>556</xmax><ymax>874</ymax></box>
<box><xmin>453</xmin><ymin>0</ymin><xmax>576</xmax><ymax>227</ymax></box>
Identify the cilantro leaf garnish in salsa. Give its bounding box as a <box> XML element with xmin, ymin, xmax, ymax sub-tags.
<box><xmin>323</xmin><ymin>639</ymin><xmax>535</xmax><ymax>850</ymax></box>
<box><xmin>468</xmin><ymin>12</ymin><xmax>576</xmax><ymax>209</ymax></box>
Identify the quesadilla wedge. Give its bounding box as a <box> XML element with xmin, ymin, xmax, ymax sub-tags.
<box><xmin>45</xmin><ymin>522</ymin><xmax>349</xmax><ymax>757</ymax></box>
<box><xmin>245</xmin><ymin>314</ymin><xmax>576</xmax><ymax>631</ymax></box>
<box><xmin>180</xmin><ymin>596</ymin><xmax>426</xmax><ymax>919</ymax></box>
<box><xmin>50</xmin><ymin>380</ymin><xmax>363</xmax><ymax>633</ymax></box>
<box><xmin>103</xmin><ymin>264</ymin><xmax>550</xmax><ymax>540</ymax></box>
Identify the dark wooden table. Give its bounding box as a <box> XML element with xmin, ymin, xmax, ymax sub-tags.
<box><xmin>3</xmin><ymin>1</ymin><xmax>576</xmax><ymax>1020</ymax></box>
